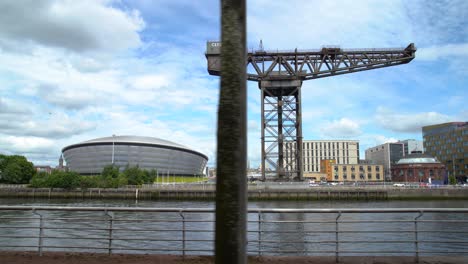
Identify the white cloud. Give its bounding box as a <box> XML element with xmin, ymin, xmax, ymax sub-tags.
<box><xmin>375</xmin><ymin>107</ymin><xmax>454</xmax><ymax>133</ymax></box>
<box><xmin>0</xmin><ymin>136</ymin><xmax>55</xmax><ymax>154</ymax></box>
<box><xmin>0</xmin><ymin>0</ymin><xmax>144</xmax><ymax>53</ymax></box>
<box><xmin>320</xmin><ymin>118</ymin><xmax>362</xmax><ymax>138</ymax></box>
<box><xmin>417</xmin><ymin>43</ymin><xmax>468</xmax><ymax>61</ymax></box>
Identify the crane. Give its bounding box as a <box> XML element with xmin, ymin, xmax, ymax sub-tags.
<box><xmin>206</xmin><ymin>42</ymin><xmax>416</xmax><ymax>181</ymax></box>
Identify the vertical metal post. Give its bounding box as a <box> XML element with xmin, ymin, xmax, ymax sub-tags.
<box><xmin>33</xmin><ymin>210</ymin><xmax>44</xmax><ymax>256</ymax></box>
<box><xmin>180</xmin><ymin>211</ymin><xmax>186</xmax><ymax>258</ymax></box>
<box><xmin>261</xmin><ymin>88</ymin><xmax>266</xmax><ymax>182</ymax></box>
<box><xmin>335</xmin><ymin>212</ymin><xmax>342</xmax><ymax>263</ymax></box>
<box><xmin>296</xmin><ymin>87</ymin><xmax>303</xmax><ymax>181</ymax></box>
<box><xmin>278</xmin><ymin>95</ymin><xmax>284</xmax><ymax>180</ymax></box>
<box><xmin>258</xmin><ymin>212</ymin><xmax>262</xmax><ymax>256</ymax></box>
<box><xmin>106</xmin><ymin>211</ymin><xmax>114</xmax><ymax>255</ymax></box>
<box><xmin>414</xmin><ymin>211</ymin><xmax>423</xmax><ymax>263</ymax></box>
<box><xmin>215</xmin><ymin>0</ymin><xmax>247</xmax><ymax>263</ymax></box>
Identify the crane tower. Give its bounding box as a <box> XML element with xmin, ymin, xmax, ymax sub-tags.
<box><xmin>206</xmin><ymin>42</ymin><xmax>416</xmax><ymax>181</ymax></box>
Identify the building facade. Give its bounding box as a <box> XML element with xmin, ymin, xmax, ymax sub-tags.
<box><xmin>62</xmin><ymin>136</ymin><xmax>208</xmax><ymax>176</ymax></box>
<box><xmin>423</xmin><ymin>122</ymin><xmax>467</xmax><ymax>181</ymax></box>
<box><xmin>391</xmin><ymin>153</ymin><xmax>446</xmax><ymax>184</ymax></box>
<box><xmin>365</xmin><ymin>142</ymin><xmax>405</xmax><ymax>181</ymax></box>
<box><xmin>398</xmin><ymin>139</ymin><xmax>424</xmax><ymax>155</ymax></box>
<box><xmin>300</xmin><ymin>140</ymin><xmax>359</xmax><ymax>173</ymax></box>
<box><xmin>320</xmin><ymin>160</ymin><xmax>383</xmax><ymax>182</ymax></box>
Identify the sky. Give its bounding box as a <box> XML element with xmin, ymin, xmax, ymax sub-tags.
<box><xmin>0</xmin><ymin>0</ymin><xmax>467</xmax><ymax>168</ymax></box>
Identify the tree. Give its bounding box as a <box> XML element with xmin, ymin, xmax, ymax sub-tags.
<box><xmin>449</xmin><ymin>175</ymin><xmax>457</xmax><ymax>185</ymax></box>
<box><xmin>123</xmin><ymin>165</ymin><xmax>145</xmax><ymax>186</ymax></box>
<box><xmin>30</xmin><ymin>170</ymin><xmax>80</xmax><ymax>189</ymax></box>
<box><xmin>102</xmin><ymin>164</ymin><xmax>120</xmax><ymax>180</ymax></box>
<box><xmin>0</xmin><ymin>155</ymin><xmax>35</xmax><ymax>184</ymax></box>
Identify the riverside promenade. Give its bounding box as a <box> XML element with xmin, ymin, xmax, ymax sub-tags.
<box><xmin>0</xmin><ymin>184</ymin><xmax>467</xmax><ymax>200</ymax></box>
<box><xmin>1</xmin><ymin>252</ymin><xmax>467</xmax><ymax>264</ymax></box>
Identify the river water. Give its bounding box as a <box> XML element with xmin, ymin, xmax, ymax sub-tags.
<box><xmin>0</xmin><ymin>198</ymin><xmax>467</xmax><ymax>256</ymax></box>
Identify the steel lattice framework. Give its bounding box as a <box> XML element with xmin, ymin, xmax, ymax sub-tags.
<box><xmin>206</xmin><ymin>42</ymin><xmax>416</xmax><ymax>181</ymax></box>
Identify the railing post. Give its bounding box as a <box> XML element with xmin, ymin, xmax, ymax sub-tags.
<box><xmin>258</xmin><ymin>211</ymin><xmax>262</xmax><ymax>256</ymax></box>
<box><xmin>335</xmin><ymin>212</ymin><xmax>342</xmax><ymax>263</ymax></box>
<box><xmin>414</xmin><ymin>211</ymin><xmax>423</xmax><ymax>263</ymax></box>
<box><xmin>32</xmin><ymin>210</ymin><xmax>44</xmax><ymax>256</ymax></box>
<box><xmin>105</xmin><ymin>211</ymin><xmax>114</xmax><ymax>255</ymax></box>
<box><xmin>179</xmin><ymin>211</ymin><xmax>186</xmax><ymax>258</ymax></box>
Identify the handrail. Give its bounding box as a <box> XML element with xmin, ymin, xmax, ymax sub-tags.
<box><xmin>0</xmin><ymin>206</ymin><xmax>467</xmax><ymax>258</ymax></box>
<box><xmin>1</xmin><ymin>206</ymin><xmax>468</xmax><ymax>213</ymax></box>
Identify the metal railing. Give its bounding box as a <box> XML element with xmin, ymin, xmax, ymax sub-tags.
<box><xmin>0</xmin><ymin>206</ymin><xmax>467</xmax><ymax>261</ymax></box>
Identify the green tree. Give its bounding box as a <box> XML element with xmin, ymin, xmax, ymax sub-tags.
<box><xmin>30</xmin><ymin>170</ymin><xmax>80</xmax><ymax>189</ymax></box>
<box><xmin>449</xmin><ymin>175</ymin><xmax>457</xmax><ymax>185</ymax></box>
<box><xmin>123</xmin><ymin>165</ymin><xmax>145</xmax><ymax>185</ymax></box>
<box><xmin>29</xmin><ymin>171</ymin><xmax>48</xmax><ymax>188</ymax></box>
<box><xmin>102</xmin><ymin>164</ymin><xmax>120</xmax><ymax>180</ymax></box>
<box><xmin>0</xmin><ymin>155</ymin><xmax>35</xmax><ymax>184</ymax></box>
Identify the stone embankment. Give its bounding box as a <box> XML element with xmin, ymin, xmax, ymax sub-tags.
<box><xmin>0</xmin><ymin>185</ymin><xmax>467</xmax><ymax>200</ymax></box>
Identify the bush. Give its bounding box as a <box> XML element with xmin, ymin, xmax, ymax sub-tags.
<box><xmin>29</xmin><ymin>164</ymin><xmax>157</xmax><ymax>189</ymax></box>
<box><xmin>30</xmin><ymin>170</ymin><xmax>80</xmax><ymax>189</ymax></box>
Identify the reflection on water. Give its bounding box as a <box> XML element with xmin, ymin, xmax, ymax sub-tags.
<box><xmin>0</xmin><ymin>198</ymin><xmax>467</xmax><ymax>256</ymax></box>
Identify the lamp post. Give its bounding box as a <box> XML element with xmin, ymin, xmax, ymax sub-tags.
<box><xmin>111</xmin><ymin>134</ymin><xmax>115</xmax><ymax>164</ymax></box>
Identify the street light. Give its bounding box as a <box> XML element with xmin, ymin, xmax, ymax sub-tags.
<box><xmin>111</xmin><ymin>134</ymin><xmax>116</xmax><ymax>164</ymax></box>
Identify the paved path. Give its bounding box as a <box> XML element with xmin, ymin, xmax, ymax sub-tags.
<box><xmin>1</xmin><ymin>252</ymin><xmax>467</xmax><ymax>264</ymax></box>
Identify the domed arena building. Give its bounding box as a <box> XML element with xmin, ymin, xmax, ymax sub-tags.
<box><xmin>391</xmin><ymin>153</ymin><xmax>446</xmax><ymax>185</ymax></box>
<box><xmin>62</xmin><ymin>136</ymin><xmax>208</xmax><ymax>175</ymax></box>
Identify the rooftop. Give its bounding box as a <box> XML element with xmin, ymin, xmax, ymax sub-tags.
<box><xmin>396</xmin><ymin>153</ymin><xmax>440</xmax><ymax>165</ymax></box>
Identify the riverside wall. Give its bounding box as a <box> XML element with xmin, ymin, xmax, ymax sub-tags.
<box><xmin>0</xmin><ymin>186</ymin><xmax>467</xmax><ymax>200</ymax></box>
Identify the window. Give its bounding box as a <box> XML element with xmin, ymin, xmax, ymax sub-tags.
<box><xmin>334</xmin><ymin>175</ymin><xmax>339</xmax><ymax>180</ymax></box>
<box><xmin>376</xmin><ymin>175</ymin><xmax>380</xmax><ymax>179</ymax></box>
<box><xmin>360</xmin><ymin>174</ymin><xmax>365</xmax><ymax>180</ymax></box>
<box><xmin>376</xmin><ymin>166</ymin><xmax>380</xmax><ymax>172</ymax></box>
<box><xmin>351</xmin><ymin>174</ymin><xmax>355</xmax><ymax>179</ymax></box>
<box><xmin>368</xmin><ymin>166</ymin><xmax>372</xmax><ymax>171</ymax></box>
<box><xmin>343</xmin><ymin>175</ymin><xmax>347</xmax><ymax>180</ymax></box>
<box><xmin>368</xmin><ymin>173</ymin><xmax>372</xmax><ymax>179</ymax></box>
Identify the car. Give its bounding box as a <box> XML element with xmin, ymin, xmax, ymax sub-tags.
<box><xmin>393</xmin><ymin>183</ymin><xmax>405</xmax><ymax>187</ymax></box>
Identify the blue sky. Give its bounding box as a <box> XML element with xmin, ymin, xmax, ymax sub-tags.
<box><xmin>0</xmin><ymin>0</ymin><xmax>466</xmax><ymax>168</ymax></box>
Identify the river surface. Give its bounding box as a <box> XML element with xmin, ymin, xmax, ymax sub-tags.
<box><xmin>0</xmin><ymin>198</ymin><xmax>467</xmax><ymax>256</ymax></box>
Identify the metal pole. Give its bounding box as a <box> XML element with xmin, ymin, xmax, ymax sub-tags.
<box><xmin>215</xmin><ymin>0</ymin><xmax>247</xmax><ymax>263</ymax></box>
<box><xmin>414</xmin><ymin>211</ymin><xmax>423</xmax><ymax>263</ymax></box>
<box><xmin>106</xmin><ymin>211</ymin><xmax>114</xmax><ymax>255</ymax></box>
<box><xmin>180</xmin><ymin>211</ymin><xmax>186</xmax><ymax>258</ymax></box>
<box><xmin>335</xmin><ymin>212</ymin><xmax>342</xmax><ymax>263</ymax></box>
<box><xmin>261</xmin><ymin>87</ymin><xmax>266</xmax><ymax>182</ymax></box>
<box><xmin>32</xmin><ymin>210</ymin><xmax>44</xmax><ymax>256</ymax></box>
<box><xmin>112</xmin><ymin>135</ymin><xmax>115</xmax><ymax>164</ymax></box>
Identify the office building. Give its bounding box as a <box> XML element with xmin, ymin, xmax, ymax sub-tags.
<box><xmin>398</xmin><ymin>139</ymin><xmax>424</xmax><ymax>155</ymax></box>
<box><xmin>365</xmin><ymin>142</ymin><xmax>405</xmax><ymax>181</ymax></box>
<box><xmin>423</xmin><ymin>122</ymin><xmax>467</xmax><ymax>181</ymax></box>
<box><xmin>320</xmin><ymin>159</ymin><xmax>383</xmax><ymax>182</ymax></box>
<box><xmin>300</xmin><ymin>140</ymin><xmax>360</xmax><ymax>173</ymax></box>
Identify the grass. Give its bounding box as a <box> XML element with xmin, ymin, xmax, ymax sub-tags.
<box><xmin>153</xmin><ymin>175</ymin><xmax>209</xmax><ymax>184</ymax></box>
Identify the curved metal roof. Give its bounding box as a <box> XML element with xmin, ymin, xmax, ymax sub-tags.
<box><xmin>62</xmin><ymin>135</ymin><xmax>208</xmax><ymax>160</ymax></box>
<box><xmin>396</xmin><ymin>153</ymin><xmax>440</xmax><ymax>165</ymax></box>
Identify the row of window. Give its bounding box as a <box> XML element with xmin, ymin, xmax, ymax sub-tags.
<box><xmin>334</xmin><ymin>166</ymin><xmax>380</xmax><ymax>171</ymax></box>
<box><xmin>334</xmin><ymin>174</ymin><xmax>381</xmax><ymax>180</ymax></box>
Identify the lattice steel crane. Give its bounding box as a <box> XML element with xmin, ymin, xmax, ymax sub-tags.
<box><xmin>206</xmin><ymin>42</ymin><xmax>416</xmax><ymax>181</ymax></box>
